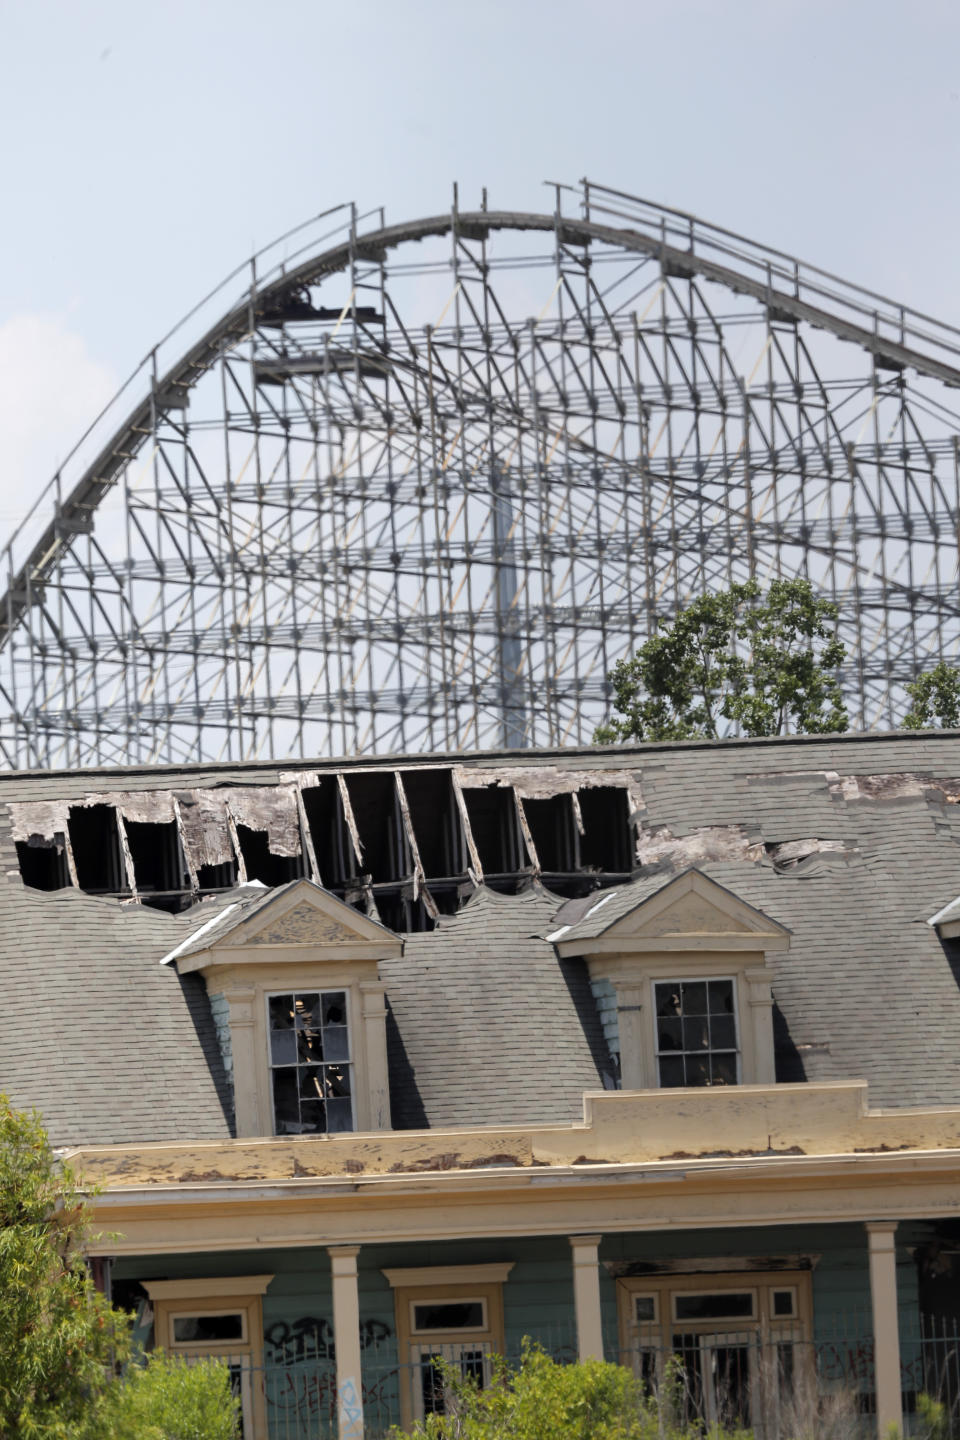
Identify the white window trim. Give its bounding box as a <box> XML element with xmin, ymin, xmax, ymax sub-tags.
<box><xmin>265</xmin><ymin>986</ymin><xmax>356</xmax><ymax>1137</ymax></box>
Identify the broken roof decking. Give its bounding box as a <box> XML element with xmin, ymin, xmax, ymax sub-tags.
<box><xmin>7</xmin><ymin>731</ymin><xmax>960</xmax><ymax>1144</ymax></box>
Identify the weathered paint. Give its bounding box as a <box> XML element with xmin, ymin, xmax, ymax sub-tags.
<box><xmin>207</xmin><ymin>992</ymin><xmax>233</xmax><ymax>1087</ymax></box>
<box><xmin>68</xmin><ymin>1081</ymin><xmax>960</xmax><ymax>1188</ymax></box>
<box><xmin>590</xmin><ymin>977</ymin><xmax>619</xmax><ymax>1058</ymax></box>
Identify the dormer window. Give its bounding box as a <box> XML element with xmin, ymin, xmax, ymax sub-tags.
<box><xmin>553</xmin><ymin>868</ymin><xmax>788</xmax><ymax>1091</ymax></box>
<box><xmin>162</xmin><ymin>878</ymin><xmax>401</xmax><ymax>1137</ymax></box>
<box><xmin>268</xmin><ymin>990</ymin><xmax>354</xmax><ymax>1134</ymax></box>
<box><xmin>654</xmin><ymin>978</ymin><xmax>740</xmax><ymax>1087</ymax></box>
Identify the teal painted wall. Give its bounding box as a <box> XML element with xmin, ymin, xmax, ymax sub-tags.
<box><xmin>112</xmin><ymin>1222</ymin><xmax>924</xmax><ymax>1432</ymax></box>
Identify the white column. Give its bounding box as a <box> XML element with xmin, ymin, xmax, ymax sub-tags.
<box><xmin>866</xmin><ymin>1221</ymin><xmax>902</xmax><ymax>1439</ymax></box>
<box><xmin>224</xmin><ymin>986</ymin><xmax>260</xmax><ymax>1138</ymax></box>
<box><xmin>615</xmin><ymin>983</ymin><xmax>647</xmax><ymax>1090</ymax></box>
<box><xmin>360</xmin><ymin>981</ymin><xmax>391</xmax><ymax>1130</ymax></box>
<box><xmin>569</xmin><ymin>1234</ymin><xmax>604</xmax><ymax>1361</ymax></box>
<box><xmin>329</xmin><ymin>1245</ymin><xmax>364</xmax><ymax>1440</ymax></box>
<box><xmin>745</xmin><ymin>966</ymin><xmax>776</xmax><ymax>1084</ymax></box>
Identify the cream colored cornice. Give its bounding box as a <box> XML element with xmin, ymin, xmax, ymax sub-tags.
<box><xmin>382</xmin><ymin>1263</ymin><xmax>515</xmax><ymax>1287</ymax></box>
<box><xmin>86</xmin><ymin>1150</ymin><xmax>960</xmax><ymax>1257</ymax></box>
<box><xmin>143</xmin><ymin>1275</ymin><xmax>274</xmax><ymax>1299</ymax></box>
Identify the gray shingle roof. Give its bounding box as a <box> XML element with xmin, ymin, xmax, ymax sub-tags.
<box><xmin>0</xmin><ymin>886</ymin><xmax>233</xmax><ymax>1146</ymax></box>
<box><xmin>6</xmin><ymin>729</ymin><xmax>960</xmax><ymax>1143</ymax></box>
<box><xmin>382</xmin><ymin>887</ymin><xmax>615</xmax><ymax>1129</ymax></box>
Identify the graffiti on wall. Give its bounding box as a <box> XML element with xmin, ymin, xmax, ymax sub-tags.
<box><xmin>264</xmin><ymin>1315</ymin><xmax>398</xmax><ymax>1430</ymax></box>
<box><xmin>265</xmin><ymin>1316</ymin><xmax>392</xmax><ymax>1366</ymax></box>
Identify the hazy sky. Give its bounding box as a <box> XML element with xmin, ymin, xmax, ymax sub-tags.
<box><xmin>0</xmin><ymin>0</ymin><xmax>958</xmax><ymax>531</ymax></box>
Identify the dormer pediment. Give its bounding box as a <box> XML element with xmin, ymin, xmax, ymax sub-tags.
<box><xmin>167</xmin><ymin>879</ymin><xmax>403</xmax><ymax>975</ymax></box>
<box><xmin>556</xmin><ymin>869</ymin><xmax>789</xmax><ymax>958</ymax></box>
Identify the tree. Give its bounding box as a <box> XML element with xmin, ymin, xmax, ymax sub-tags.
<box><xmin>0</xmin><ymin>1095</ymin><xmax>238</xmax><ymax>1440</ymax></box>
<box><xmin>595</xmin><ymin>579</ymin><xmax>847</xmax><ymax>744</ymax></box>
<box><xmin>902</xmin><ymin>661</ymin><xmax>960</xmax><ymax>730</ymax></box>
<box><xmin>0</xmin><ymin>1095</ymin><xmax>129</xmax><ymax>1440</ymax></box>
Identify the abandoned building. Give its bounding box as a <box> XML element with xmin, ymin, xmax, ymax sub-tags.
<box><xmin>5</xmin><ymin>728</ymin><xmax>960</xmax><ymax>1438</ymax></box>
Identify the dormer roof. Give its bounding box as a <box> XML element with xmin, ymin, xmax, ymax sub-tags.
<box><xmin>553</xmin><ymin>867</ymin><xmax>790</xmax><ymax>957</ymax></box>
<box><xmin>162</xmin><ymin>877</ymin><xmax>403</xmax><ymax>974</ymax></box>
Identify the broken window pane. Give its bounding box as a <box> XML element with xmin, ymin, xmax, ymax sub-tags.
<box><xmin>268</xmin><ymin>990</ymin><xmax>354</xmax><ymax>1136</ymax></box>
<box><xmin>709</xmin><ymin>979</ymin><xmax>735</xmax><ymax>1014</ymax></box>
<box><xmin>656</xmin><ymin>986</ymin><xmax>681</xmax><ymax>1018</ymax></box>
<box><xmin>270</xmin><ymin>995</ymin><xmax>295</xmax><ymax>1030</ymax></box>
<box><xmin>294</xmin><ymin>994</ymin><xmax>322</xmax><ymax>1030</ymax></box>
<box><xmin>297</xmin><ymin>1027</ymin><xmax>323</xmax><ymax>1065</ymax></box>
<box><xmin>682</xmin><ymin>981</ymin><xmax>708</xmax><ymax>1016</ymax></box>
<box><xmin>321</xmin><ymin>992</ymin><xmax>346</xmax><ymax>1026</ymax></box>
<box><xmin>272</xmin><ymin>1070</ymin><xmax>300</xmax><ymax>1134</ymax></box>
<box><xmin>298</xmin><ymin>1099</ymin><xmax>326</xmax><ymax>1134</ymax></box>
<box><xmin>324</xmin><ymin>1064</ymin><xmax>351</xmax><ymax>1099</ymax></box>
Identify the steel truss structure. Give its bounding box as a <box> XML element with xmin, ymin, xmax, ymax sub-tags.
<box><xmin>3</xmin><ymin>180</ymin><xmax>960</xmax><ymax>768</ymax></box>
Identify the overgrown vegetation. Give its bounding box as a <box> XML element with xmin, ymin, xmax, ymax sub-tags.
<box><xmin>394</xmin><ymin>1347</ymin><xmax>738</xmax><ymax>1440</ymax></box>
<box><xmin>394</xmin><ymin>1343</ymin><xmax>951</xmax><ymax>1440</ymax></box>
<box><xmin>0</xmin><ymin>1095</ymin><xmax>237</xmax><ymax>1440</ymax></box>
<box><xmin>110</xmin><ymin>1352</ymin><xmax>239</xmax><ymax>1440</ymax></box>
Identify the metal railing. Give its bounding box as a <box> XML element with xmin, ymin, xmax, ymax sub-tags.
<box><xmin>210</xmin><ymin>1313</ymin><xmax>960</xmax><ymax>1438</ymax></box>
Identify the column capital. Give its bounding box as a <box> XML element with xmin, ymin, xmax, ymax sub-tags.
<box><xmin>568</xmin><ymin>1234</ymin><xmax>603</xmax><ymax>1251</ymax></box>
<box><xmin>865</xmin><ymin>1221</ymin><xmax>898</xmax><ymax>1238</ymax></box>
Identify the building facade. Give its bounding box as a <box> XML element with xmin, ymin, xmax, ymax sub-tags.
<box><xmin>7</xmin><ymin>731</ymin><xmax>960</xmax><ymax>1438</ymax></box>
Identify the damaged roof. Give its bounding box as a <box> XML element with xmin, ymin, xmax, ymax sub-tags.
<box><xmin>5</xmin><ymin>730</ymin><xmax>960</xmax><ymax>1142</ymax></box>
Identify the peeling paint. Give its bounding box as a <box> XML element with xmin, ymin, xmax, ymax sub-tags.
<box><xmin>226</xmin><ymin>786</ymin><xmax>302</xmax><ymax>857</ymax></box>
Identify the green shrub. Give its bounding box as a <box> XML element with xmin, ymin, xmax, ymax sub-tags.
<box><xmin>110</xmin><ymin>1351</ymin><xmax>240</xmax><ymax>1440</ymax></box>
<box><xmin>394</xmin><ymin>1343</ymin><xmax>749</xmax><ymax>1440</ymax></box>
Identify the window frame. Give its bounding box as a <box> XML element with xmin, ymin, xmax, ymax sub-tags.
<box><xmin>265</xmin><ymin>986</ymin><xmax>356</xmax><ymax>1137</ymax></box>
<box><xmin>617</xmin><ymin>1267</ymin><xmax>813</xmax><ymax>1430</ymax></box>
<box><xmin>144</xmin><ymin>1276</ymin><xmax>272</xmax><ymax>1440</ymax></box>
<box><xmin>671</xmin><ymin>1286</ymin><xmax>757</xmax><ymax>1323</ymax></box>
<box><xmin>410</xmin><ymin>1296</ymin><xmax>489</xmax><ymax>1336</ymax></box>
<box><xmin>383</xmin><ymin>1264</ymin><xmax>513</xmax><ymax>1432</ymax></box>
<box><xmin>653</xmin><ymin>976</ymin><xmax>741</xmax><ymax>1089</ymax></box>
<box><xmin>168</xmin><ymin>1306</ymin><xmax>249</xmax><ymax>1348</ymax></box>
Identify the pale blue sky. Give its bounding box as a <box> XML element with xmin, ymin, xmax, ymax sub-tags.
<box><xmin>0</xmin><ymin>0</ymin><xmax>958</xmax><ymax>521</ymax></box>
